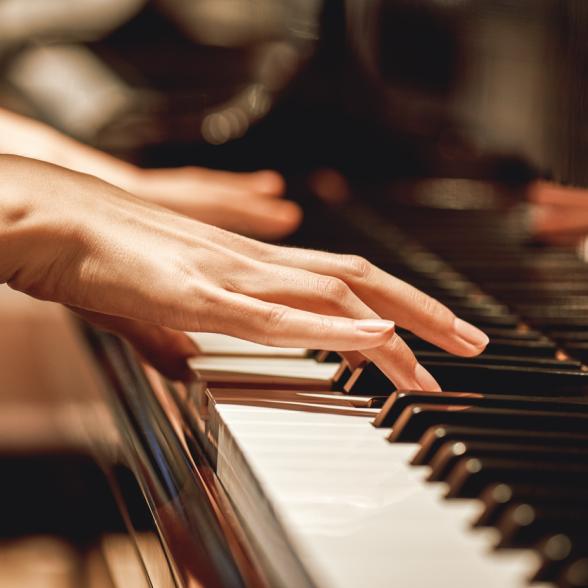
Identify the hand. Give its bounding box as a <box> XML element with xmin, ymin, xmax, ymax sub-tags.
<box><xmin>528</xmin><ymin>181</ymin><xmax>588</xmax><ymax>245</ymax></box>
<box><xmin>1</xmin><ymin>156</ymin><xmax>488</xmax><ymax>389</ymax></box>
<box><xmin>127</xmin><ymin>166</ymin><xmax>302</xmax><ymax>240</ymax></box>
<box><xmin>0</xmin><ymin>108</ymin><xmax>301</xmax><ymax>239</ymax></box>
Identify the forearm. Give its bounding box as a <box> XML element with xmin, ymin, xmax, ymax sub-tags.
<box><xmin>0</xmin><ymin>108</ymin><xmax>141</xmax><ymax>191</ymax></box>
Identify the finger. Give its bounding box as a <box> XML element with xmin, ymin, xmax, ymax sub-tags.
<box><xmin>219</xmin><ymin>197</ymin><xmax>302</xmax><ymax>239</ymax></box>
<box><xmin>222</xmin><ymin>263</ymin><xmax>438</xmax><ymax>390</ymax></box>
<box><xmin>71</xmin><ymin>308</ymin><xmax>198</xmax><ymax>380</ymax></box>
<box><xmin>257</xmin><ymin>248</ymin><xmax>488</xmax><ymax>357</ymax></box>
<box><xmin>530</xmin><ymin>204</ymin><xmax>588</xmax><ymax>236</ymax></box>
<box><xmin>199</xmin><ymin>292</ymin><xmax>396</xmax><ymax>351</ymax></box>
<box><xmin>183</xmin><ymin>167</ymin><xmax>286</xmax><ymax>197</ymax></box>
<box><xmin>364</xmin><ymin>335</ymin><xmax>441</xmax><ymax>391</ymax></box>
<box><xmin>528</xmin><ymin>181</ymin><xmax>588</xmax><ymax>207</ymax></box>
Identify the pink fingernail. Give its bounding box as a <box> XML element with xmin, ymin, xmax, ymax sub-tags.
<box><xmin>356</xmin><ymin>319</ymin><xmax>395</xmax><ymax>333</ymax></box>
<box><xmin>453</xmin><ymin>318</ymin><xmax>489</xmax><ymax>349</ymax></box>
<box><xmin>414</xmin><ymin>363</ymin><xmax>441</xmax><ymax>391</ymax></box>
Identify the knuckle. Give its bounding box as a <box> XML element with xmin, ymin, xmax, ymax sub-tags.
<box><xmin>342</xmin><ymin>254</ymin><xmax>371</xmax><ymax>280</ymax></box>
<box><xmin>419</xmin><ymin>292</ymin><xmax>452</xmax><ymax>324</ymax></box>
<box><xmin>387</xmin><ymin>334</ymin><xmax>418</xmax><ymax>369</ymax></box>
<box><xmin>265</xmin><ymin>305</ymin><xmax>288</xmax><ymax>338</ymax></box>
<box><xmin>316</xmin><ymin>315</ymin><xmax>335</xmax><ymax>336</ymax></box>
<box><xmin>317</xmin><ymin>276</ymin><xmax>349</xmax><ymax>301</ymax></box>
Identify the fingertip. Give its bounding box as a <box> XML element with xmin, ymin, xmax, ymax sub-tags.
<box><xmin>250</xmin><ymin>200</ymin><xmax>303</xmax><ymax>239</ymax></box>
<box><xmin>251</xmin><ymin>170</ymin><xmax>286</xmax><ymax>196</ymax></box>
<box><xmin>414</xmin><ymin>363</ymin><xmax>441</xmax><ymax>392</ymax></box>
<box><xmin>453</xmin><ymin>318</ymin><xmax>489</xmax><ymax>355</ymax></box>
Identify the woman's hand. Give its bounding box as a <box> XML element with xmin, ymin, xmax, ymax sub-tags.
<box><xmin>528</xmin><ymin>181</ymin><xmax>588</xmax><ymax>245</ymax></box>
<box><xmin>125</xmin><ymin>166</ymin><xmax>301</xmax><ymax>240</ymax></box>
<box><xmin>1</xmin><ymin>155</ymin><xmax>488</xmax><ymax>389</ymax></box>
<box><xmin>0</xmin><ymin>108</ymin><xmax>301</xmax><ymax>239</ymax></box>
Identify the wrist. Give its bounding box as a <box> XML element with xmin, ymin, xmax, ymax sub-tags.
<box><xmin>0</xmin><ymin>155</ymin><xmax>38</xmax><ymax>283</ymax></box>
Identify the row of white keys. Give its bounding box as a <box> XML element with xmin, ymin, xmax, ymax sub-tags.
<box><xmin>187</xmin><ymin>333</ymin><xmax>344</xmax><ymax>388</ymax></box>
<box><xmin>187</xmin><ymin>332</ymin><xmax>310</xmax><ymax>358</ymax></box>
<box><xmin>213</xmin><ymin>402</ymin><xmax>550</xmax><ymax>588</ymax></box>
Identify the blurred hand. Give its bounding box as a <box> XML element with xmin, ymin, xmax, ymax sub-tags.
<box><xmin>0</xmin><ymin>107</ymin><xmax>301</xmax><ymax>240</ymax></box>
<box><xmin>528</xmin><ymin>181</ymin><xmax>588</xmax><ymax>245</ymax></box>
<box><xmin>128</xmin><ymin>166</ymin><xmax>301</xmax><ymax>240</ymax></box>
<box><xmin>1</xmin><ymin>156</ymin><xmax>488</xmax><ymax>388</ymax></box>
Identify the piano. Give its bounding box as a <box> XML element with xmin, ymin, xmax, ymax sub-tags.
<box><xmin>6</xmin><ymin>1</ymin><xmax>588</xmax><ymax>587</ymax></box>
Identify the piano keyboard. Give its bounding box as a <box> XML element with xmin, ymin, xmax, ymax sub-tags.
<box><xmin>181</xmin><ymin>189</ymin><xmax>588</xmax><ymax>588</ymax></box>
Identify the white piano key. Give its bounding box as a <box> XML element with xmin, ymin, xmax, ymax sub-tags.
<box><xmin>213</xmin><ymin>404</ymin><xmax>549</xmax><ymax>588</ymax></box>
<box><xmin>188</xmin><ymin>356</ymin><xmax>341</xmax><ymax>386</ymax></box>
<box><xmin>187</xmin><ymin>332</ymin><xmax>309</xmax><ymax>357</ymax></box>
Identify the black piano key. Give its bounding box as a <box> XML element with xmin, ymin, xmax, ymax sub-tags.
<box><xmin>534</xmin><ymin>534</ymin><xmax>588</xmax><ymax>584</ymax></box>
<box><xmin>388</xmin><ymin>405</ymin><xmax>588</xmax><ymax>444</ymax></box>
<box><xmin>346</xmin><ymin>360</ymin><xmax>588</xmax><ymax>395</ymax></box>
<box><xmin>445</xmin><ymin>457</ymin><xmax>588</xmax><ymax>499</ymax></box>
<box><xmin>427</xmin><ymin>440</ymin><xmax>588</xmax><ymax>483</ymax></box>
<box><xmin>418</xmin><ymin>362</ymin><xmax>588</xmax><ymax>396</ymax></box>
<box><xmin>496</xmin><ymin>503</ymin><xmax>588</xmax><ymax>549</ymax></box>
<box><xmin>475</xmin><ymin>483</ymin><xmax>588</xmax><ymax>529</ymax></box>
<box><xmin>401</xmin><ymin>334</ymin><xmax>559</xmax><ymax>357</ymax></box>
<box><xmin>373</xmin><ymin>390</ymin><xmax>588</xmax><ymax>429</ymax></box>
<box><xmin>560</xmin><ymin>557</ymin><xmax>588</xmax><ymax>588</ymax></box>
<box><xmin>415</xmin><ymin>351</ymin><xmax>582</xmax><ymax>370</ymax></box>
<box><xmin>412</xmin><ymin>426</ymin><xmax>588</xmax><ymax>466</ymax></box>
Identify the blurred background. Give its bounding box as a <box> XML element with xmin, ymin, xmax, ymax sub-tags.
<box><xmin>0</xmin><ymin>0</ymin><xmax>587</xmax><ymax>184</ymax></box>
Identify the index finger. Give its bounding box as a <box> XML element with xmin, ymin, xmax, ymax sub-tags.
<box><xmin>259</xmin><ymin>248</ymin><xmax>489</xmax><ymax>357</ymax></box>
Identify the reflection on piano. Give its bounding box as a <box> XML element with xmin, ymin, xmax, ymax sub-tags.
<box><xmin>5</xmin><ymin>0</ymin><xmax>588</xmax><ymax>586</ymax></box>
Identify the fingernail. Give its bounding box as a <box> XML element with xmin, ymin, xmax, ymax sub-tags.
<box><xmin>453</xmin><ymin>318</ymin><xmax>489</xmax><ymax>349</ymax></box>
<box><xmin>414</xmin><ymin>363</ymin><xmax>441</xmax><ymax>391</ymax></box>
<box><xmin>356</xmin><ymin>319</ymin><xmax>395</xmax><ymax>333</ymax></box>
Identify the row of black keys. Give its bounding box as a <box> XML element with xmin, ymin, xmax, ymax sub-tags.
<box><xmin>382</xmin><ymin>205</ymin><xmax>588</xmax><ymax>363</ymax></box>
<box><xmin>365</xmin><ymin>390</ymin><xmax>588</xmax><ymax>588</ymax></box>
<box><xmin>294</xmin><ymin>204</ymin><xmax>588</xmax><ymax>396</ymax></box>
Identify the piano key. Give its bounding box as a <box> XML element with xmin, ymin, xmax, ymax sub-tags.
<box><xmin>187</xmin><ymin>332</ymin><xmax>310</xmax><ymax>357</ymax></box>
<box><xmin>427</xmin><ymin>440</ymin><xmax>588</xmax><ymax>483</ymax></box>
<box><xmin>373</xmin><ymin>390</ymin><xmax>588</xmax><ymax>429</ymax></box>
<box><xmin>560</xmin><ymin>557</ymin><xmax>588</xmax><ymax>588</ymax></box>
<box><xmin>496</xmin><ymin>503</ymin><xmax>588</xmax><ymax>549</ymax></box>
<box><xmin>209</xmin><ymin>403</ymin><xmax>544</xmax><ymax>588</ymax></box>
<box><xmin>414</xmin><ymin>351</ymin><xmax>582</xmax><ymax>370</ymax></box>
<box><xmin>387</xmin><ymin>405</ymin><xmax>588</xmax><ymax>443</ymax></box>
<box><xmin>347</xmin><ymin>360</ymin><xmax>588</xmax><ymax>395</ymax></box>
<box><xmin>534</xmin><ymin>534</ymin><xmax>588</xmax><ymax>584</ymax></box>
<box><xmin>412</xmin><ymin>426</ymin><xmax>588</xmax><ymax>467</ymax></box>
<box><xmin>401</xmin><ymin>333</ymin><xmax>558</xmax><ymax>357</ymax></box>
<box><xmin>188</xmin><ymin>356</ymin><xmax>343</xmax><ymax>389</ymax></box>
<box><xmin>207</xmin><ymin>387</ymin><xmax>387</xmax><ymax>409</ymax></box>
<box><xmin>475</xmin><ymin>483</ymin><xmax>588</xmax><ymax>529</ymax></box>
<box><xmin>445</xmin><ymin>457</ymin><xmax>588</xmax><ymax>499</ymax></box>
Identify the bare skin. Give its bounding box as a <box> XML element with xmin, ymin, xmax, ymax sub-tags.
<box><xmin>0</xmin><ymin>107</ymin><xmax>301</xmax><ymax>239</ymax></box>
<box><xmin>0</xmin><ymin>155</ymin><xmax>489</xmax><ymax>387</ymax></box>
<box><xmin>528</xmin><ymin>180</ymin><xmax>588</xmax><ymax>245</ymax></box>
